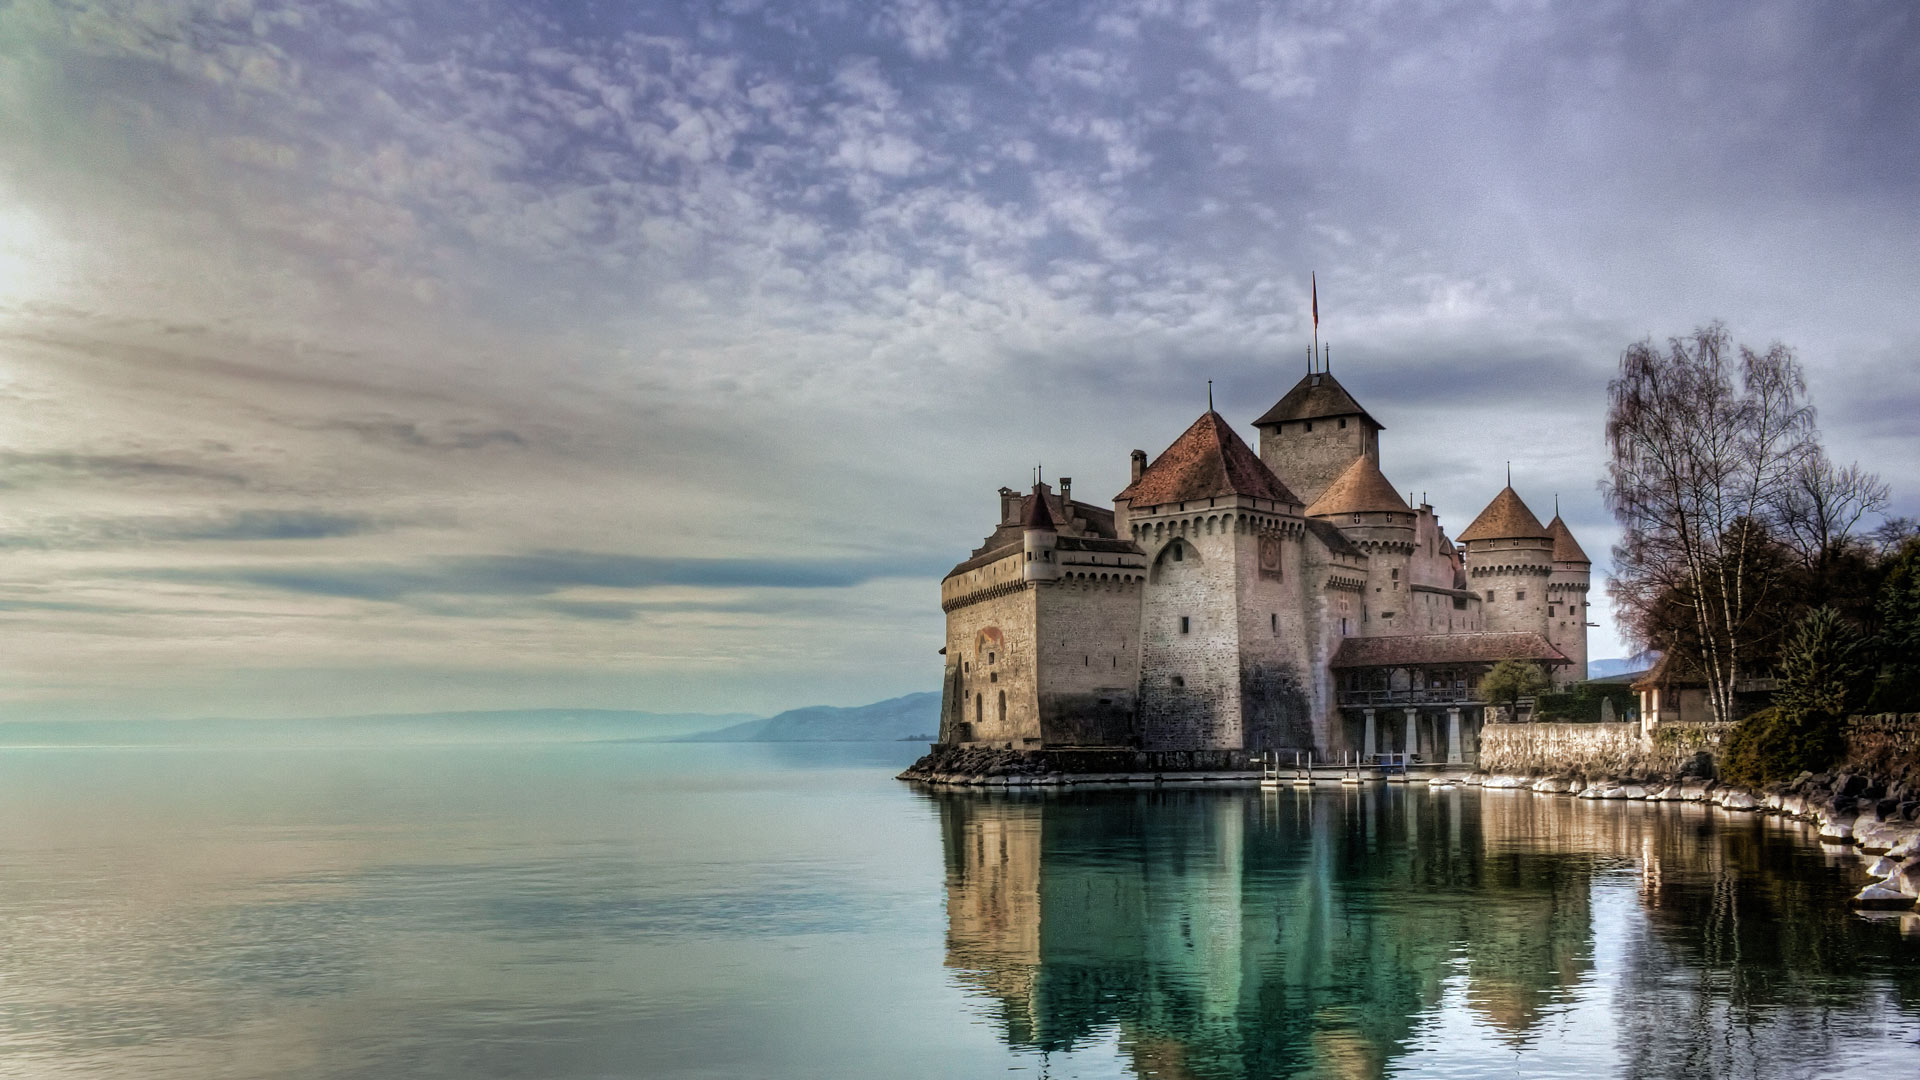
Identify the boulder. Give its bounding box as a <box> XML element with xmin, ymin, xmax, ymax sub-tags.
<box><xmin>1849</xmin><ymin>882</ymin><xmax>1917</xmax><ymax>910</ymax></box>
<box><xmin>1819</xmin><ymin>815</ymin><xmax>1859</xmax><ymax>842</ymax></box>
<box><xmin>1838</xmin><ymin>773</ymin><xmax>1869</xmax><ymax>799</ymax></box>
<box><xmin>1482</xmin><ymin>774</ymin><xmax>1527</xmax><ymax>789</ymax></box>
<box><xmin>1680</xmin><ymin>782</ymin><xmax>1714</xmax><ymax>802</ymax></box>
<box><xmin>1868</xmin><ymin>855</ymin><xmax>1904</xmax><ymax>878</ymax></box>
<box><xmin>1894</xmin><ymin>863</ymin><xmax>1920</xmax><ymax>898</ymax></box>
<box><xmin>1531</xmin><ymin>777</ymin><xmax>1569</xmax><ymax>793</ymax></box>
<box><xmin>1887</xmin><ymin>831</ymin><xmax>1920</xmax><ymax>860</ymax></box>
<box><xmin>1717</xmin><ymin>790</ymin><xmax>1759</xmax><ymax>811</ymax></box>
<box><xmin>1620</xmin><ymin>784</ymin><xmax>1650</xmax><ymax>800</ymax></box>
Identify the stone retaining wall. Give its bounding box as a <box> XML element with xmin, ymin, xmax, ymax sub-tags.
<box><xmin>1845</xmin><ymin>714</ymin><xmax>1920</xmax><ymax>786</ymax></box>
<box><xmin>1476</xmin><ymin>720</ymin><xmax>1733</xmax><ymax>778</ymax></box>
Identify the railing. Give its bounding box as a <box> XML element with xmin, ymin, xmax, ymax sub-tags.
<box><xmin>1336</xmin><ymin>688</ymin><xmax>1513</xmax><ymax>708</ymax></box>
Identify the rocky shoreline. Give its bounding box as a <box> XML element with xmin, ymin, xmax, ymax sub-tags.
<box><xmin>1470</xmin><ymin>768</ymin><xmax>1920</xmax><ymax>909</ymax></box>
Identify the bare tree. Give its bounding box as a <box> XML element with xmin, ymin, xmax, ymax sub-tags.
<box><xmin>1603</xmin><ymin>322</ymin><xmax>1816</xmax><ymax>724</ymax></box>
<box><xmin>1775</xmin><ymin>450</ymin><xmax>1890</xmax><ymax>574</ymax></box>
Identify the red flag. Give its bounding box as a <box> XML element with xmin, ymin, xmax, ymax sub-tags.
<box><xmin>1311</xmin><ymin>272</ymin><xmax>1319</xmax><ymax>330</ymax></box>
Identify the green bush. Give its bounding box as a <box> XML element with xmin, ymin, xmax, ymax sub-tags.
<box><xmin>1721</xmin><ymin>706</ymin><xmax>1840</xmax><ymax>787</ymax></box>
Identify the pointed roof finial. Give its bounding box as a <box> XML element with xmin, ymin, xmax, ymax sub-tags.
<box><xmin>1555</xmin><ymin>493</ymin><xmax>1560</xmax><ymax>516</ymax></box>
<box><xmin>1325</xmin><ymin>343</ymin><xmax>1330</xmax><ymax>371</ymax></box>
<box><xmin>1506</xmin><ymin>461</ymin><xmax>1512</xmax><ymax>487</ymax></box>
<box><xmin>1207</xmin><ymin>379</ymin><xmax>1214</xmax><ymax>412</ymax></box>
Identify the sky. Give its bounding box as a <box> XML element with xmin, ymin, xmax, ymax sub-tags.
<box><xmin>1</xmin><ymin>0</ymin><xmax>1916</xmax><ymax>721</ymax></box>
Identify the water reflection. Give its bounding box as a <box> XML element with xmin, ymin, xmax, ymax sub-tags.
<box><xmin>935</xmin><ymin>786</ymin><xmax>1920</xmax><ymax>1079</ymax></box>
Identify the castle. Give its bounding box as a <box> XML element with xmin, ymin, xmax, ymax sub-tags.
<box><xmin>935</xmin><ymin>365</ymin><xmax>1590</xmax><ymax>765</ymax></box>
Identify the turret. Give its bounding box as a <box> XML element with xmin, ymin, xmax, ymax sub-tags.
<box><xmin>1304</xmin><ymin>455</ymin><xmax>1415</xmax><ymax>636</ymax></box>
<box><xmin>1545</xmin><ymin>510</ymin><xmax>1592</xmax><ymax>687</ymax></box>
<box><xmin>1251</xmin><ymin>370</ymin><xmax>1383</xmax><ymax>505</ymax></box>
<box><xmin>1456</xmin><ymin>486</ymin><xmax>1554</xmax><ymax>644</ymax></box>
<box><xmin>1021</xmin><ymin>483</ymin><xmax>1060</xmax><ymax>583</ymax></box>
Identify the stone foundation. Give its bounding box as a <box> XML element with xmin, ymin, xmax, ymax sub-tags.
<box><xmin>899</xmin><ymin>743</ymin><xmax>1273</xmax><ymax>785</ymax></box>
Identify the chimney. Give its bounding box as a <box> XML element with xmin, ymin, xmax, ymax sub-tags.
<box><xmin>1130</xmin><ymin>449</ymin><xmax>1147</xmax><ymax>482</ymax></box>
<box><xmin>1059</xmin><ymin>477</ymin><xmax>1072</xmax><ymax>523</ymax></box>
<box><xmin>998</xmin><ymin>486</ymin><xmax>1017</xmax><ymax>523</ymax></box>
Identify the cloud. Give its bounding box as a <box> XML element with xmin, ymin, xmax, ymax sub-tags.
<box><xmin>138</xmin><ymin>550</ymin><xmax>946</xmax><ymax>602</ymax></box>
<box><xmin>1</xmin><ymin>0</ymin><xmax>1917</xmax><ymax>717</ymax></box>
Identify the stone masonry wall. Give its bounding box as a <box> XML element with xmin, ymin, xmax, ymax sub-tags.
<box><xmin>1465</xmin><ymin>537</ymin><xmax>1551</xmax><ymax>639</ymax></box>
<box><xmin>1844</xmin><ymin>714</ymin><xmax>1920</xmax><ymax>787</ymax></box>
<box><xmin>1478</xmin><ymin>721</ymin><xmax>1734</xmax><ymax>778</ymax></box>
<box><xmin>1036</xmin><ymin>578</ymin><xmax>1143</xmax><ymax>746</ymax></box>
<box><xmin>942</xmin><ymin>559</ymin><xmax>1040</xmax><ymax>747</ymax></box>
<box><xmin>1257</xmin><ymin>418</ymin><xmax>1376</xmax><ymax>506</ymax></box>
<box><xmin>1235</xmin><ymin>520</ymin><xmax>1312</xmax><ymax>751</ymax></box>
<box><xmin>1137</xmin><ymin>518</ymin><xmax>1245</xmax><ymax>750</ymax></box>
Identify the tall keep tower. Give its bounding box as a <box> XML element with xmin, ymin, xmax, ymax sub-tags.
<box><xmin>1544</xmin><ymin>511</ymin><xmax>1592</xmax><ymax>687</ymax></box>
<box><xmin>1252</xmin><ymin>370</ymin><xmax>1382</xmax><ymax>506</ymax></box>
<box><xmin>1456</xmin><ymin>486</ymin><xmax>1554</xmax><ymax>646</ymax></box>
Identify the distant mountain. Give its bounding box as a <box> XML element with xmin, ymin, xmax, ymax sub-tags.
<box><xmin>1587</xmin><ymin>653</ymin><xmax>1658</xmax><ymax>680</ymax></box>
<box><xmin>675</xmin><ymin>692</ymin><xmax>940</xmax><ymax>743</ymax></box>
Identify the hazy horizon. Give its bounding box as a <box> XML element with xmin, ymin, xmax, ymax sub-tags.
<box><xmin>4</xmin><ymin>1</ymin><xmax>1916</xmax><ymax>721</ymax></box>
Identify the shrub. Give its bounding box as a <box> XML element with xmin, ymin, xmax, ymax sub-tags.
<box><xmin>1721</xmin><ymin>706</ymin><xmax>1839</xmax><ymax>787</ymax></box>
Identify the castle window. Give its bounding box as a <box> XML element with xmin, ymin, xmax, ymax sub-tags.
<box><xmin>1485</xmin><ymin>591</ymin><xmax>1494</xmax><ymax>602</ymax></box>
<box><xmin>1271</xmin><ymin>612</ymin><xmax>1277</xmax><ymax>633</ymax></box>
<box><xmin>1173</xmin><ymin>544</ymin><xmax>1184</xmax><ymax>562</ymax></box>
<box><xmin>1517</xmin><ymin>590</ymin><xmax>1526</xmax><ymax>601</ymax></box>
<box><xmin>1172</xmin><ymin>676</ymin><xmax>1185</xmax><ymax>688</ymax></box>
<box><xmin>1305</xmin><ymin>421</ymin><xmax>1314</xmax><ymax>432</ymax></box>
<box><xmin>1339</xmin><ymin>417</ymin><xmax>1347</xmax><ymax>428</ymax></box>
<box><xmin>1549</xmin><ymin>604</ymin><xmax>1556</xmax><ymax>616</ymax></box>
<box><xmin>989</xmin><ymin>672</ymin><xmax>997</xmax><ymax>683</ymax></box>
<box><xmin>1391</xmin><ymin>568</ymin><xmax>1399</xmax><ymax>580</ymax></box>
<box><xmin>998</xmin><ymin>691</ymin><xmax>1006</xmax><ymax>724</ymax></box>
<box><xmin>975</xmin><ymin>694</ymin><xmax>982</xmax><ymax>723</ymax></box>
<box><xmin>1180</xmin><ymin>616</ymin><xmax>1191</xmax><ymax>634</ymax></box>
<box><xmin>988</xmin><ymin>652</ymin><xmax>995</xmax><ymax>664</ymax></box>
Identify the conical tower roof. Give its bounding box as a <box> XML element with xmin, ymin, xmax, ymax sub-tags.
<box><xmin>1116</xmin><ymin>412</ymin><xmax>1299</xmax><ymax>506</ymax></box>
<box><xmin>1304</xmin><ymin>455</ymin><xmax>1411</xmax><ymax>517</ymax></box>
<box><xmin>1020</xmin><ymin>483</ymin><xmax>1056</xmax><ymax>531</ymax></box>
<box><xmin>1456</xmin><ymin>487</ymin><xmax>1551</xmax><ymax>542</ymax></box>
<box><xmin>1546</xmin><ymin>515</ymin><xmax>1589</xmax><ymax>563</ymax></box>
<box><xmin>1252</xmin><ymin>370</ymin><xmax>1382</xmax><ymax>430</ymax></box>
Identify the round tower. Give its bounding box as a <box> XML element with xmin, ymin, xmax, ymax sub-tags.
<box><xmin>1304</xmin><ymin>455</ymin><xmax>1416</xmax><ymax>635</ymax></box>
<box><xmin>1544</xmin><ymin>509</ymin><xmax>1592</xmax><ymax>688</ymax></box>
<box><xmin>1456</xmin><ymin>486</ymin><xmax>1554</xmax><ymax>646</ymax></box>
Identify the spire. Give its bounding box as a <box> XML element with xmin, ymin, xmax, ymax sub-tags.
<box><xmin>1021</xmin><ymin>482</ymin><xmax>1057</xmax><ymax>531</ymax></box>
<box><xmin>1207</xmin><ymin>379</ymin><xmax>1214</xmax><ymax>412</ymax></box>
<box><xmin>1458</xmin><ymin>486</ymin><xmax>1552</xmax><ymax>543</ymax></box>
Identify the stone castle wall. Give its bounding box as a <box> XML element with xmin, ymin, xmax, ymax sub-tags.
<box><xmin>941</xmin><ymin>555</ymin><xmax>1040</xmax><ymax>746</ymax></box>
<box><xmin>1036</xmin><ymin>578</ymin><xmax>1144</xmax><ymax>746</ymax></box>
<box><xmin>1257</xmin><ymin>418</ymin><xmax>1376</xmax><ymax>506</ymax></box>
<box><xmin>1465</xmin><ymin>538</ymin><xmax>1552</xmax><ymax>638</ymax></box>
<box><xmin>1233</xmin><ymin>521</ymin><xmax>1313</xmax><ymax>750</ymax></box>
<box><xmin>1137</xmin><ymin>520</ymin><xmax>1247</xmax><ymax>750</ymax></box>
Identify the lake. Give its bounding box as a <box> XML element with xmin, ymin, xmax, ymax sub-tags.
<box><xmin>0</xmin><ymin>739</ymin><xmax>1914</xmax><ymax>1079</ymax></box>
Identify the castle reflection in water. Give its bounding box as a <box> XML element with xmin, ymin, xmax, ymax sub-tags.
<box><xmin>931</xmin><ymin>786</ymin><xmax>1920</xmax><ymax>1080</ymax></box>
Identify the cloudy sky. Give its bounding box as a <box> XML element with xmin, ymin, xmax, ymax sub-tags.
<box><xmin>0</xmin><ymin>0</ymin><xmax>1915</xmax><ymax>721</ymax></box>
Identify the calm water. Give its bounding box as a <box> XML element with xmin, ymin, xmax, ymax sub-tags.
<box><xmin>0</xmin><ymin>740</ymin><xmax>1915</xmax><ymax>1079</ymax></box>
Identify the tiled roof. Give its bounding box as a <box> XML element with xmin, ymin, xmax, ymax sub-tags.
<box><xmin>943</xmin><ymin>540</ymin><xmax>1021</xmax><ymax>581</ymax></box>
<box><xmin>1020</xmin><ymin>483</ymin><xmax>1056</xmax><ymax>530</ymax></box>
<box><xmin>1304</xmin><ymin>517</ymin><xmax>1363</xmax><ymax>558</ymax></box>
<box><xmin>1456</xmin><ymin>487</ymin><xmax>1551</xmax><ymax>542</ymax></box>
<box><xmin>1304</xmin><ymin>455</ymin><xmax>1411</xmax><ymax>517</ymax></box>
<box><xmin>1252</xmin><ymin>371</ymin><xmax>1382</xmax><ymax>429</ymax></box>
<box><xmin>1329</xmin><ymin>632</ymin><xmax>1569</xmax><ymax>668</ymax></box>
<box><xmin>1546</xmin><ymin>515</ymin><xmax>1590</xmax><ymax>563</ymax></box>
<box><xmin>1115</xmin><ymin>411</ymin><xmax>1299</xmax><ymax>506</ymax></box>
